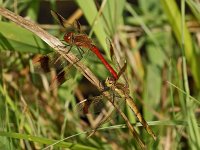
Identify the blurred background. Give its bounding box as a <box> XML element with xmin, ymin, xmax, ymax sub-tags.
<box><xmin>0</xmin><ymin>0</ymin><xmax>200</xmax><ymax>149</ymax></box>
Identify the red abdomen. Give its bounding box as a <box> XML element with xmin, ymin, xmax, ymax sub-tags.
<box><xmin>90</xmin><ymin>45</ymin><xmax>118</xmax><ymax>80</ymax></box>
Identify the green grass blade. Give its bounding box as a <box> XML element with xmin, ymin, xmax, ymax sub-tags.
<box><xmin>0</xmin><ymin>131</ymin><xmax>97</xmax><ymax>150</ymax></box>
<box><xmin>161</xmin><ymin>0</ymin><xmax>200</xmax><ymax>88</ymax></box>
<box><xmin>186</xmin><ymin>0</ymin><xmax>200</xmax><ymax>21</ymax></box>
<box><xmin>0</xmin><ymin>21</ymin><xmax>51</xmax><ymax>54</ymax></box>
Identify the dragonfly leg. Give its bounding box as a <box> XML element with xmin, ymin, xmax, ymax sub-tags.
<box><xmin>111</xmin><ymin>91</ymin><xmax>115</xmax><ymax>104</ymax></box>
<box><xmin>72</xmin><ymin>47</ymin><xmax>85</xmax><ymax>61</ymax></box>
<box><xmin>66</xmin><ymin>45</ymin><xmax>73</xmax><ymax>53</ymax></box>
<box><xmin>54</xmin><ymin>44</ymin><xmax>70</xmax><ymax>52</ymax></box>
<box><xmin>77</xmin><ymin>47</ymin><xmax>85</xmax><ymax>59</ymax></box>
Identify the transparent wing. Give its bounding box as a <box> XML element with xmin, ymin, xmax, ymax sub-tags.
<box><xmin>32</xmin><ymin>53</ymin><xmax>74</xmax><ymax>90</ymax></box>
<box><xmin>76</xmin><ymin>89</ymin><xmax>127</xmax><ymax>137</ymax></box>
<box><xmin>51</xmin><ymin>10</ymin><xmax>82</xmax><ymax>34</ymax></box>
<box><xmin>106</xmin><ymin>39</ymin><xmax>128</xmax><ymax>87</ymax></box>
<box><xmin>76</xmin><ymin>95</ymin><xmax>105</xmax><ymax>115</ymax></box>
<box><xmin>51</xmin><ymin>10</ymin><xmax>67</xmax><ymax>28</ymax></box>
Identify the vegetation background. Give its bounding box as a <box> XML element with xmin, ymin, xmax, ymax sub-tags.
<box><xmin>0</xmin><ymin>0</ymin><xmax>200</xmax><ymax>149</ymax></box>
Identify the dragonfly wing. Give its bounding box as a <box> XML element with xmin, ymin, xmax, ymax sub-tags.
<box><xmin>88</xmin><ymin>104</ymin><xmax>116</xmax><ymax>137</ymax></box>
<box><xmin>75</xmin><ymin>87</ymin><xmax>131</xmax><ymax>138</ymax></box>
<box><xmin>117</xmin><ymin>61</ymin><xmax>127</xmax><ymax>80</ymax></box>
<box><xmin>32</xmin><ymin>53</ymin><xmax>72</xmax><ymax>89</ymax></box>
<box><xmin>73</xmin><ymin>19</ymin><xmax>82</xmax><ymax>33</ymax></box>
<box><xmin>87</xmin><ymin>91</ymin><xmax>127</xmax><ymax>137</ymax></box>
<box><xmin>76</xmin><ymin>95</ymin><xmax>105</xmax><ymax>115</ymax></box>
<box><xmin>51</xmin><ymin>10</ymin><xmax>81</xmax><ymax>33</ymax></box>
<box><xmin>51</xmin><ymin>10</ymin><xmax>66</xmax><ymax>28</ymax></box>
<box><xmin>106</xmin><ymin>39</ymin><xmax>115</xmax><ymax>61</ymax></box>
<box><xmin>107</xmin><ymin>39</ymin><xmax>128</xmax><ymax>81</ymax></box>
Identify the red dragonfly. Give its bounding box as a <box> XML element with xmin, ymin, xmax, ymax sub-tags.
<box><xmin>33</xmin><ymin>11</ymin><xmax>127</xmax><ymax>116</ymax></box>
<box><xmin>51</xmin><ymin>10</ymin><xmax>119</xmax><ymax>80</ymax></box>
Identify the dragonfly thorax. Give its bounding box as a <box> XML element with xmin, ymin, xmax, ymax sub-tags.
<box><xmin>64</xmin><ymin>32</ymin><xmax>74</xmax><ymax>44</ymax></box>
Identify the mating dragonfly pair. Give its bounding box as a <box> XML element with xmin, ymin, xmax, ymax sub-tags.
<box><xmin>33</xmin><ymin>10</ymin><xmax>120</xmax><ymax>87</ymax></box>
<box><xmin>32</xmin><ymin>10</ymin><xmax>156</xmax><ymax>148</ymax></box>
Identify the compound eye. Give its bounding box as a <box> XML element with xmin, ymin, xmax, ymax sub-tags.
<box><xmin>66</xmin><ymin>34</ymin><xmax>71</xmax><ymax>40</ymax></box>
<box><xmin>64</xmin><ymin>32</ymin><xmax>73</xmax><ymax>43</ymax></box>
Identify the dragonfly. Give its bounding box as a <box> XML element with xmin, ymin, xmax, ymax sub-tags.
<box><xmin>32</xmin><ymin>10</ymin><xmax>120</xmax><ymax>89</ymax></box>
<box><xmin>51</xmin><ymin>10</ymin><xmax>119</xmax><ymax>81</ymax></box>
<box><xmin>32</xmin><ymin>10</ymin><xmax>156</xmax><ymax>148</ymax></box>
<box><xmin>104</xmin><ymin>77</ymin><xmax>157</xmax><ymax>141</ymax></box>
<box><xmin>76</xmin><ymin>42</ymin><xmax>156</xmax><ymax>149</ymax></box>
<box><xmin>76</xmin><ymin>76</ymin><xmax>156</xmax><ymax>149</ymax></box>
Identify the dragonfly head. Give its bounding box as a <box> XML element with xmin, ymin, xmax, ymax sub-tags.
<box><xmin>105</xmin><ymin>77</ymin><xmax>116</xmax><ymax>88</ymax></box>
<box><xmin>64</xmin><ymin>32</ymin><xmax>74</xmax><ymax>44</ymax></box>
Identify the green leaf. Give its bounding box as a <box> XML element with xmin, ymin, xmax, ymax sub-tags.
<box><xmin>186</xmin><ymin>0</ymin><xmax>200</xmax><ymax>21</ymax></box>
<box><xmin>26</xmin><ymin>0</ymin><xmax>40</xmax><ymax>21</ymax></box>
<box><xmin>0</xmin><ymin>21</ymin><xmax>51</xmax><ymax>54</ymax></box>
